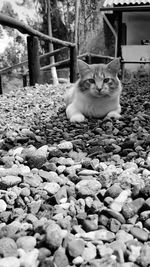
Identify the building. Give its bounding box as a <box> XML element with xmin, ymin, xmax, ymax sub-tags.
<box><xmin>100</xmin><ymin>1</ymin><xmax>150</xmax><ymax>73</ymax></box>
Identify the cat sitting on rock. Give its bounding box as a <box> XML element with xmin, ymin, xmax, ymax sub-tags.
<box><xmin>64</xmin><ymin>58</ymin><xmax>122</xmax><ymax>122</ymax></box>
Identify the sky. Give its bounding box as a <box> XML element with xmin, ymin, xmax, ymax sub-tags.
<box><xmin>0</xmin><ymin>0</ymin><xmax>39</xmax><ymax>53</ymax></box>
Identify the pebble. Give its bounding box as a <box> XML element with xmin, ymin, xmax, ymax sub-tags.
<box><xmin>67</xmin><ymin>238</ymin><xmax>85</xmax><ymax>257</ymax></box>
<box><xmin>0</xmin><ymin>237</ymin><xmax>18</xmax><ymax>257</ymax></box>
<box><xmin>44</xmin><ymin>182</ymin><xmax>60</xmax><ymax>195</ymax></box>
<box><xmin>0</xmin><ymin>257</ymin><xmax>20</xmax><ymax>267</ymax></box>
<box><xmin>57</xmin><ymin>141</ymin><xmax>73</xmax><ymax>151</ymax></box>
<box><xmin>53</xmin><ymin>246</ymin><xmax>69</xmax><ymax>267</ymax></box>
<box><xmin>0</xmin><ymin>175</ymin><xmax>22</xmax><ymax>188</ymax></box>
<box><xmin>45</xmin><ymin>221</ymin><xmax>63</xmax><ymax>249</ymax></box>
<box><xmin>122</xmin><ymin>198</ymin><xmax>145</xmax><ymax>219</ymax></box>
<box><xmin>139</xmin><ymin>244</ymin><xmax>150</xmax><ymax>267</ymax></box>
<box><xmin>130</xmin><ymin>227</ymin><xmax>149</xmax><ymax>242</ymax></box>
<box><xmin>79</xmin><ymin>229</ymin><xmax>115</xmax><ymax>242</ymax></box>
<box><xmin>76</xmin><ymin>179</ymin><xmax>101</xmax><ymax>197</ymax></box>
<box><xmin>82</xmin><ymin>242</ymin><xmax>97</xmax><ymax>261</ymax></box>
<box><xmin>18</xmin><ymin>248</ymin><xmax>39</xmax><ymax>267</ymax></box>
<box><xmin>78</xmin><ymin>170</ymin><xmax>99</xmax><ymax>176</ymax></box>
<box><xmin>105</xmin><ymin>183</ymin><xmax>122</xmax><ymax>198</ymax></box>
<box><xmin>0</xmin><ymin>199</ymin><xmax>7</xmax><ymax>212</ymax></box>
<box><xmin>110</xmin><ymin>189</ymin><xmax>131</xmax><ymax>212</ymax></box>
<box><xmin>16</xmin><ymin>236</ymin><xmax>36</xmax><ymax>251</ymax></box>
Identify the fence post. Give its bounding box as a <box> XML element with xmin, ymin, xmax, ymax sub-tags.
<box><xmin>70</xmin><ymin>45</ymin><xmax>78</xmax><ymax>83</ymax></box>
<box><xmin>27</xmin><ymin>36</ymin><xmax>40</xmax><ymax>86</ymax></box>
<box><xmin>0</xmin><ymin>75</ymin><xmax>2</xmax><ymax>95</ymax></box>
<box><xmin>23</xmin><ymin>74</ymin><xmax>27</xmax><ymax>87</ymax></box>
<box><xmin>86</xmin><ymin>54</ymin><xmax>92</xmax><ymax>64</ymax></box>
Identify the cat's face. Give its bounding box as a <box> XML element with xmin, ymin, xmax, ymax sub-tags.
<box><xmin>78</xmin><ymin>59</ymin><xmax>121</xmax><ymax>97</ymax></box>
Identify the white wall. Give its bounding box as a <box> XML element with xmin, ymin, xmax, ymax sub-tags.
<box><xmin>123</xmin><ymin>12</ymin><xmax>150</xmax><ymax>45</ymax></box>
<box><xmin>122</xmin><ymin>12</ymin><xmax>150</xmax><ymax>72</ymax></box>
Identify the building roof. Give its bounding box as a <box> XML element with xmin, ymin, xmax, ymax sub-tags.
<box><xmin>103</xmin><ymin>0</ymin><xmax>150</xmax><ymax>6</ymax></box>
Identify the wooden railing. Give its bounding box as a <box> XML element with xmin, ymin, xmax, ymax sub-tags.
<box><xmin>0</xmin><ymin>13</ymin><xmax>114</xmax><ymax>94</ymax></box>
<box><xmin>0</xmin><ymin>13</ymin><xmax>77</xmax><ymax>94</ymax></box>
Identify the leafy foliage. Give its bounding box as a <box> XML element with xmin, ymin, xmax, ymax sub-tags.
<box><xmin>2</xmin><ymin>34</ymin><xmax>27</xmax><ymax>68</ymax></box>
<box><xmin>1</xmin><ymin>2</ymin><xmax>19</xmax><ymax>37</ymax></box>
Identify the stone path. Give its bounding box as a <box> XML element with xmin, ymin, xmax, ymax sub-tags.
<box><xmin>0</xmin><ymin>78</ymin><xmax>150</xmax><ymax>266</ymax></box>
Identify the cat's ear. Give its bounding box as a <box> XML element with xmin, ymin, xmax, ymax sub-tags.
<box><xmin>106</xmin><ymin>58</ymin><xmax>120</xmax><ymax>74</ymax></box>
<box><xmin>78</xmin><ymin>60</ymin><xmax>91</xmax><ymax>77</ymax></box>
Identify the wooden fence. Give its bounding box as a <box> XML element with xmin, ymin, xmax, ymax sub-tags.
<box><xmin>0</xmin><ymin>13</ymin><xmax>114</xmax><ymax>94</ymax></box>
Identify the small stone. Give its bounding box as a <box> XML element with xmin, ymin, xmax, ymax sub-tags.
<box><xmin>108</xmin><ymin>218</ymin><xmax>121</xmax><ymax>233</ymax></box>
<box><xmin>104</xmin><ymin>196</ymin><xmax>113</xmax><ymax>206</ymax></box>
<box><xmin>105</xmin><ymin>184</ymin><xmax>122</xmax><ymax>198</ymax></box>
<box><xmin>143</xmin><ymin>218</ymin><xmax>150</xmax><ymax>230</ymax></box>
<box><xmin>72</xmin><ymin>256</ymin><xmax>84</xmax><ymax>265</ymax></box>
<box><xmin>44</xmin><ymin>182</ymin><xmax>60</xmax><ymax>195</ymax></box>
<box><xmin>144</xmin><ymin>198</ymin><xmax>150</xmax><ymax>209</ymax></box>
<box><xmin>116</xmin><ymin>230</ymin><xmax>133</xmax><ymax>243</ymax></box>
<box><xmin>42</xmin><ymin>162</ymin><xmax>57</xmax><ymax>172</ymax></box>
<box><xmin>57</xmin><ymin>141</ymin><xmax>73</xmax><ymax>151</ymax></box>
<box><xmin>67</xmin><ymin>238</ymin><xmax>85</xmax><ymax>258</ymax></box>
<box><xmin>0</xmin><ymin>257</ymin><xmax>20</xmax><ymax>267</ymax></box>
<box><xmin>82</xmin><ymin>242</ymin><xmax>97</xmax><ymax>261</ymax></box>
<box><xmin>128</xmin><ymin>245</ymin><xmax>141</xmax><ymax>262</ymax></box>
<box><xmin>37</xmin><ymin>145</ymin><xmax>48</xmax><ymax>157</ymax></box>
<box><xmin>79</xmin><ymin>229</ymin><xmax>115</xmax><ymax>242</ymax></box>
<box><xmin>18</xmin><ymin>248</ymin><xmax>39</xmax><ymax>267</ymax></box>
<box><xmin>45</xmin><ymin>221</ymin><xmax>63</xmax><ymax>250</ymax></box>
<box><xmin>76</xmin><ymin>179</ymin><xmax>101</xmax><ymax>197</ymax></box>
<box><xmin>102</xmin><ymin>209</ymin><xmax>126</xmax><ymax>224</ymax></box>
<box><xmin>109</xmin><ymin>239</ymin><xmax>126</xmax><ymax>254</ymax></box>
<box><xmin>57</xmin><ymin>165</ymin><xmax>66</xmax><ymax>174</ymax></box>
<box><xmin>78</xmin><ymin>169</ymin><xmax>99</xmax><ymax>176</ymax></box>
<box><xmin>130</xmin><ymin>227</ymin><xmax>149</xmax><ymax>242</ymax></box>
<box><xmin>97</xmin><ymin>244</ymin><xmax>113</xmax><ymax>257</ymax></box>
<box><xmin>39</xmin><ymin>259</ymin><xmax>55</xmax><ymax>267</ymax></box>
<box><xmin>38</xmin><ymin>247</ymin><xmax>51</xmax><ymax>261</ymax></box>
<box><xmin>13</xmin><ymin>147</ymin><xmax>24</xmax><ymax>156</ymax></box>
<box><xmin>87</xmin><ymin>256</ymin><xmax>117</xmax><ymax>267</ymax></box>
<box><xmin>39</xmin><ymin>170</ymin><xmax>59</xmax><ymax>182</ymax></box>
<box><xmin>122</xmin><ymin>198</ymin><xmax>145</xmax><ymax>219</ymax></box>
<box><xmin>27</xmin><ymin>154</ymin><xmax>46</xmax><ymax>169</ymax></box>
<box><xmin>0</xmin><ymin>199</ymin><xmax>7</xmax><ymax>212</ymax></box>
<box><xmin>0</xmin><ymin>211</ymin><xmax>11</xmax><ymax>223</ymax></box>
<box><xmin>98</xmin><ymin>214</ymin><xmax>109</xmax><ymax>227</ymax></box>
<box><xmin>0</xmin><ymin>175</ymin><xmax>22</xmax><ymax>188</ymax></box>
<box><xmin>16</xmin><ymin>236</ymin><xmax>36</xmax><ymax>252</ymax></box>
<box><xmin>139</xmin><ymin>244</ymin><xmax>150</xmax><ymax>267</ymax></box>
<box><xmin>24</xmin><ymin>173</ymin><xmax>42</xmax><ymax>187</ymax></box>
<box><xmin>20</xmin><ymin>187</ymin><xmax>30</xmax><ymax>197</ymax></box>
<box><xmin>140</xmin><ymin>184</ymin><xmax>150</xmax><ymax>198</ymax></box>
<box><xmin>82</xmin><ymin>219</ymin><xmax>98</xmax><ymax>232</ymax></box>
<box><xmin>0</xmin><ymin>237</ymin><xmax>18</xmax><ymax>257</ymax></box>
<box><xmin>55</xmin><ymin>186</ymin><xmax>67</xmax><ymax>204</ymax></box>
<box><xmin>53</xmin><ymin>246</ymin><xmax>69</xmax><ymax>267</ymax></box>
<box><xmin>110</xmin><ymin>189</ymin><xmax>131</xmax><ymax>212</ymax></box>
<box><xmin>19</xmin><ymin>165</ymin><xmax>30</xmax><ymax>175</ymax></box>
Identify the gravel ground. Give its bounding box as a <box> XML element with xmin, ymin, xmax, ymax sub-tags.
<box><xmin>0</xmin><ymin>78</ymin><xmax>150</xmax><ymax>267</ymax></box>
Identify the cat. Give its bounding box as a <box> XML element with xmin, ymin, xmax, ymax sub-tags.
<box><xmin>64</xmin><ymin>58</ymin><xmax>122</xmax><ymax>123</ymax></box>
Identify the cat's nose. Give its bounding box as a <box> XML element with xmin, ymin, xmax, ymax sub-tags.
<box><xmin>96</xmin><ymin>87</ymin><xmax>102</xmax><ymax>92</ymax></box>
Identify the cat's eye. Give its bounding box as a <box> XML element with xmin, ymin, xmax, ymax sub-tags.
<box><xmin>103</xmin><ymin>78</ymin><xmax>110</xmax><ymax>83</ymax></box>
<box><xmin>88</xmin><ymin>79</ymin><xmax>95</xmax><ymax>84</ymax></box>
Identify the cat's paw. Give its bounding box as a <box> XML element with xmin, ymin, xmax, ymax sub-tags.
<box><xmin>70</xmin><ymin>113</ymin><xmax>85</xmax><ymax>122</ymax></box>
<box><xmin>107</xmin><ymin>111</ymin><xmax>121</xmax><ymax>119</ymax></box>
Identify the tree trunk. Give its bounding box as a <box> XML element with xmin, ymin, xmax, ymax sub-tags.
<box><xmin>47</xmin><ymin>0</ymin><xmax>58</xmax><ymax>85</ymax></box>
